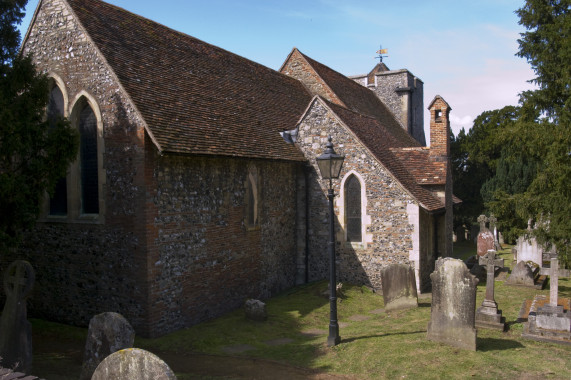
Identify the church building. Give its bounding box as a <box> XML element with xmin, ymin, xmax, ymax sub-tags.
<box><xmin>5</xmin><ymin>0</ymin><xmax>458</xmax><ymax>337</ymax></box>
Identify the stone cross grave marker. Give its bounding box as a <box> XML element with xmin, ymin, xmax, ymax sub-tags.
<box><xmin>0</xmin><ymin>260</ymin><xmax>35</xmax><ymax>373</ymax></box>
<box><xmin>539</xmin><ymin>257</ymin><xmax>570</xmax><ymax>310</ymax></box>
<box><xmin>475</xmin><ymin>250</ymin><xmax>506</xmax><ymax>330</ymax></box>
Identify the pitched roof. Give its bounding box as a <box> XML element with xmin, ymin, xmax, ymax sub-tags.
<box><xmin>66</xmin><ymin>0</ymin><xmax>311</xmax><ymax>161</ymax></box>
<box><xmin>390</xmin><ymin>147</ymin><xmax>447</xmax><ymax>185</ymax></box>
<box><xmin>294</xmin><ymin>50</ymin><xmax>420</xmax><ymax>148</ymax></box>
<box><xmin>321</xmin><ymin>99</ymin><xmax>445</xmax><ymax>211</ymax></box>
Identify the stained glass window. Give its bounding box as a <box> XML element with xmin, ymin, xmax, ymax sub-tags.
<box><xmin>345</xmin><ymin>175</ymin><xmax>361</xmax><ymax>242</ymax></box>
<box><xmin>79</xmin><ymin>104</ymin><xmax>99</xmax><ymax>214</ymax></box>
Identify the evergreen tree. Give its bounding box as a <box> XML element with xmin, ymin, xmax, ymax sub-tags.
<box><xmin>504</xmin><ymin>0</ymin><xmax>571</xmax><ymax>264</ymax></box>
<box><xmin>0</xmin><ymin>0</ymin><xmax>78</xmax><ymax>249</ymax></box>
<box><xmin>450</xmin><ymin>106</ymin><xmax>519</xmax><ymax>231</ymax></box>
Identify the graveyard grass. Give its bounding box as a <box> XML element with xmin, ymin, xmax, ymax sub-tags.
<box><xmin>30</xmin><ymin>242</ymin><xmax>571</xmax><ymax>379</ymax></box>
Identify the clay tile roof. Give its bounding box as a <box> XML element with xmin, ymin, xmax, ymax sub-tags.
<box><xmin>67</xmin><ymin>0</ymin><xmax>312</xmax><ymax>161</ymax></box>
<box><xmin>323</xmin><ymin>100</ymin><xmax>444</xmax><ymax>211</ymax></box>
<box><xmin>390</xmin><ymin>147</ymin><xmax>447</xmax><ymax>185</ymax></box>
<box><xmin>297</xmin><ymin>51</ymin><xmax>420</xmax><ymax>148</ymax></box>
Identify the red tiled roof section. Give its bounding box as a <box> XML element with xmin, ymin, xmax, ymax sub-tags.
<box><xmin>67</xmin><ymin>0</ymin><xmax>311</xmax><ymax>161</ymax></box>
<box><xmin>325</xmin><ymin>100</ymin><xmax>444</xmax><ymax>211</ymax></box>
<box><xmin>390</xmin><ymin>148</ymin><xmax>447</xmax><ymax>185</ymax></box>
<box><xmin>298</xmin><ymin>51</ymin><xmax>420</xmax><ymax>148</ymax></box>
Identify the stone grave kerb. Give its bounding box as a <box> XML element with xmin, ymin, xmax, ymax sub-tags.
<box><xmin>0</xmin><ymin>260</ymin><xmax>35</xmax><ymax>373</ymax></box>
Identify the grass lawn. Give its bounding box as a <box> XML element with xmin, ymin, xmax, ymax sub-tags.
<box><xmin>30</xmin><ymin>242</ymin><xmax>571</xmax><ymax>379</ymax></box>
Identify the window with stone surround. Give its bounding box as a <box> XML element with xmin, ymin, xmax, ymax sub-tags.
<box><xmin>42</xmin><ymin>84</ymin><xmax>105</xmax><ymax>223</ymax></box>
<box><xmin>345</xmin><ymin>174</ymin><xmax>362</xmax><ymax>242</ymax></box>
<box><xmin>245</xmin><ymin>165</ymin><xmax>259</xmax><ymax>228</ymax></box>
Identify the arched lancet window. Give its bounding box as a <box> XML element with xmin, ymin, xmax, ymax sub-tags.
<box><xmin>345</xmin><ymin>174</ymin><xmax>362</xmax><ymax>242</ymax></box>
<box><xmin>245</xmin><ymin>166</ymin><xmax>259</xmax><ymax>228</ymax></box>
<box><xmin>48</xmin><ymin>85</ymin><xmax>67</xmax><ymax>215</ymax></box>
<box><xmin>78</xmin><ymin>103</ymin><xmax>99</xmax><ymax>214</ymax></box>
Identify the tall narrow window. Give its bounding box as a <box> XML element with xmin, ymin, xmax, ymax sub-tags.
<box><xmin>345</xmin><ymin>174</ymin><xmax>362</xmax><ymax>242</ymax></box>
<box><xmin>79</xmin><ymin>104</ymin><xmax>99</xmax><ymax>214</ymax></box>
<box><xmin>245</xmin><ymin>167</ymin><xmax>259</xmax><ymax>228</ymax></box>
<box><xmin>48</xmin><ymin>85</ymin><xmax>67</xmax><ymax>216</ymax></box>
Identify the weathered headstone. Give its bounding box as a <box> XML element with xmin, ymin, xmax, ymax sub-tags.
<box><xmin>515</xmin><ymin>235</ymin><xmax>543</xmax><ymax>266</ymax></box>
<box><xmin>476</xmin><ymin>215</ymin><xmax>495</xmax><ymax>257</ymax></box>
<box><xmin>475</xmin><ymin>250</ymin><xmax>506</xmax><ymax>331</ymax></box>
<box><xmin>427</xmin><ymin>258</ymin><xmax>478</xmax><ymax>351</ymax></box>
<box><xmin>91</xmin><ymin>348</ymin><xmax>176</xmax><ymax>379</ymax></box>
<box><xmin>79</xmin><ymin>312</ymin><xmax>135</xmax><ymax>380</ymax></box>
<box><xmin>506</xmin><ymin>261</ymin><xmax>537</xmax><ymax>287</ymax></box>
<box><xmin>380</xmin><ymin>264</ymin><xmax>418</xmax><ymax>311</ymax></box>
<box><xmin>244</xmin><ymin>299</ymin><xmax>267</xmax><ymax>321</ymax></box>
<box><xmin>0</xmin><ymin>260</ymin><xmax>35</xmax><ymax>373</ymax></box>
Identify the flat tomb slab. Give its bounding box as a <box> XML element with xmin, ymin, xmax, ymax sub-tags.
<box><xmin>521</xmin><ymin>295</ymin><xmax>571</xmax><ymax>345</ymax></box>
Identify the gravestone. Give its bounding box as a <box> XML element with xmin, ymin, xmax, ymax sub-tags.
<box><xmin>476</xmin><ymin>215</ymin><xmax>495</xmax><ymax>257</ymax></box>
<box><xmin>244</xmin><ymin>299</ymin><xmax>267</xmax><ymax>321</ymax></box>
<box><xmin>380</xmin><ymin>264</ymin><xmax>418</xmax><ymax>311</ymax></box>
<box><xmin>0</xmin><ymin>260</ymin><xmax>35</xmax><ymax>373</ymax></box>
<box><xmin>91</xmin><ymin>348</ymin><xmax>176</xmax><ymax>379</ymax></box>
<box><xmin>506</xmin><ymin>261</ymin><xmax>539</xmax><ymax>288</ymax></box>
<box><xmin>79</xmin><ymin>312</ymin><xmax>135</xmax><ymax>380</ymax></box>
<box><xmin>427</xmin><ymin>258</ymin><xmax>478</xmax><ymax>351</ymax></box>
<box><xmin>515</xmin><ymin>236</ymin><xmax>543</xmax><ymax>266</ymax></box>
<box><xmin>522</xmin><ymin>258</ymin><xmax>571</xmax><ymax>344</ymax></box>
<box><xmin>475</xmin><ymin>250</ymin><xmax>506</xmax><ymax>331</ymax></box>
<box><xmin>487</xmin><ymin>214</ymin><xmax>501</xmax><ymax>251</ymax></box>
<box><xmin>539</xmin><ymin>258</ymin><xmax>569</xmax><ymax>308</ymax></box>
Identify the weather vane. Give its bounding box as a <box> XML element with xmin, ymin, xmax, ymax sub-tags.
<box><xmin>375</xmin><ymin>45</ymin><xmax>388</xmax><ymax>63</ymax></box>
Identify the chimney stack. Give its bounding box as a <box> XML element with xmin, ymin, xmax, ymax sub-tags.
<box><xmin>428</xmin><ymin>95</ymin><xmax>451</xmax><ymax>160</ymax></box>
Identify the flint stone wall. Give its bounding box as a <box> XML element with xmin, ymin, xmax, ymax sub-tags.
<box><xmin>351</xmin><ymin>69</ymin><xmax>425</xmax><ymax>146</ymax></box>
<box><xmin>1</xmin><ymin>0</ymin><xmax>149</xmax><ymax>334</ymax></box>
<box><xmin>296</xmin><ymin>100</ymin><xmax>419</xmax><ymax>290</ymax></box>
<box><xmin>6</xmin><ymin>0</ymin><xmax>299</xmax><ymax>338</ymax></box>
<box><xmin>146</xmin><ymin>154</ymin><xmax>299</xmax><ymax>336</ymax></box>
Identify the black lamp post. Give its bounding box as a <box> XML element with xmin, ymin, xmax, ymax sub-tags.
<box><xmin>316</xmin><ymin>135</ymin><xmax>345</xmax><ymax>347</ymax></box>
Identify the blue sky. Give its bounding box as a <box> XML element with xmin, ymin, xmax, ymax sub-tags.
<box><xmin>19</xmin><ymin>0</ymin><xmax>536</xmax><ymax>139</ymax></box>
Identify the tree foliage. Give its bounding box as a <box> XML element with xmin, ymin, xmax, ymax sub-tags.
<box><xmin>455</xmin><ymin>0</ymin><xmax>570</xmax><ymax>264</ymax></box>
<box><xmin>0</xmin><ymin>0</ymin><xmax>78</xmax><ymax>249</ymax></box>
<box><xmin>451</xmin><ymin>106</ymin><xmax>519</xmax><ymax>231</ymax></box>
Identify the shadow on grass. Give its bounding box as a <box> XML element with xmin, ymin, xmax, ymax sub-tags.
<box><xmin>418</xmin><ymin>302</ymin><xmax>431</xmax><ymax>308</ymax></box>
<box><xmin>341</xmin><ymin>330</ymin><xmax>426</xmax><ymax>344</ymax></box>
<box><xmin>477</xmin><ymin>337</ymin><xmax>525</xmax><ymax>351</ymax></box>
